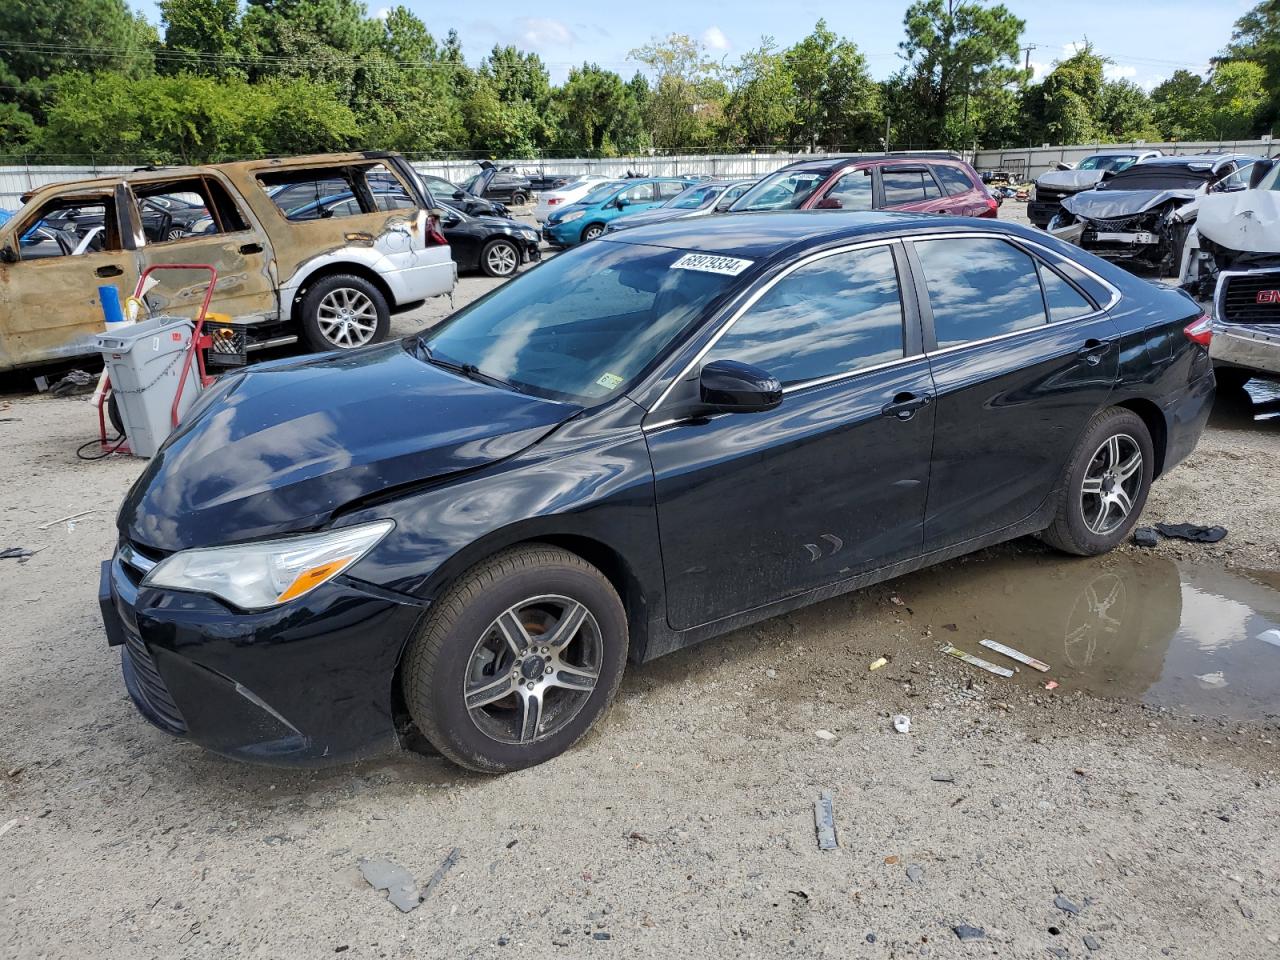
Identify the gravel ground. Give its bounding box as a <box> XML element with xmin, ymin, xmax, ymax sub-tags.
<box><xmin>2</xmin><ymin>203</ymin><xmax>1280</xmax><ymax>959</ymax></box>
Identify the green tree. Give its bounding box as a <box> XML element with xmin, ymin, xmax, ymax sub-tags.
<box><xmin>1032</xmin><ymin>44</ymin><xmax>1106</xmax><ymax>144</ymax></box>
<box><xmin>159</xmin><ymin>0</ymin><xmax>246</xmax><ymax>77</ymax></box>
<box><xmin>723</xmin><ymin>38</ymin><xmax>795</xmax><ymax>146</ymax></box>
<box><xmin>785</xmin><ymin>20</ymin><xmax>881</xmax><ymax>149</ymax></box>
<box><xmin>1150</xmin><ymin>70</ymin><xmax>1211</xmax><ymax>140</ymax></box>
<box><xmin>1098</xmin><ymin>79</ymin><xmax>1158</xmax><ymax>141</ymax></box>
<box><xmin>1219</xmin><ymin>0</ymin><xmax>1280</xmax><ymax>126</ymax></box>
<box><xmin>897</xmin><ymin>0</ymin><xmax>1025</xmax><ymax>147</ymax></box>
<box><xmin>553</xmin><ymin>64</ymin><xmax>635</xmax><ymax>155</ymax></box>
<box><xmin>629</xmin><ymin>33</ymin><xmax>720</xmax><ymax>149</ymax></box>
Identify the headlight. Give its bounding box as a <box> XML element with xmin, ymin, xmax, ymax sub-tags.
<box><xmin>143</xmin><ymin>520</ymin><xmax>394</xmax><ymax>610</ymax></box>
<box><xmin>559</xmin><ymin>210</ymin><xmax>584</xmax><ymax>223</ymax></box>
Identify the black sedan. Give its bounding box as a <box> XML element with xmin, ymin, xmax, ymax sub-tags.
<box><xmin>102</xmin><ymin>213</ymin><xmax>1215</xmax><ymax>772</ymax></box>
<box><xmin>437</xmin><ymin>205</ymin><xmax>541</xmax><ymax>277</ymax></box>
<box><xmin>418</xmin><ymin>174</ymin><xmax>510</xmax><ymax>218</ymax></box>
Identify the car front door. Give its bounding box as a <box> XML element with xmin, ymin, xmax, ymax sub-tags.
<box><xmin>812</xmin><ymin>167</ymin><xmax>875</xmax><ymax>211</ymax></box>
<box><xmin>905</xmin><ymin>233</ymin><xmax>1120</xmax><ymax>549</ymax></box>
<box><xmin>645</xmin><ymin>241</ymin><xmax>935</xmax><ymax>630</ymax></box>
<box><xmin>131</xmin><ymin>175</ymin><xmax>278</xmax><ymax>323</ymax></box>
<box><xmin>0</xmin><ymin>184</ymin><xmax>140</xmax><ymax>371</ymax></box>
<box><xmin>878</xmin><ymin>165</ymin><xmax>952</xmax><ymax>214</ymax></box>
<box><xmin>616</xmin><ymin>182</ymin><xmax>660</xmax><ymax>217</ymax></box>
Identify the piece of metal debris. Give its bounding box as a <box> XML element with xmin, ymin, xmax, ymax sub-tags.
<box><xmin>814</xmin><ymin>790</ymin><xmax>838</xmax><ymax>850</ymax></box>
<box><xmin>38</xmin><ymin>510</ymin><xmax>98</xmax><ymax>530</ymax></box>
<box><xmin>1054</xmin><ymin>894</ymin><xmax>1082</xmax><ymax>916</ymax></box>
<box><xmin>931</xmin><ymin>772</ymin><xmax>955</xmax><ymax>783</ymax></box>
<box><xmin>1084</xmin><ymin>933</ymin><xmax>1102</xmax><ymax>951</ymax></box>
<box><xmin>359</xmin><ymin>857</ymin><xmax>421</xmax><ymax>913</ymax></box>
<box><xmin>815</xmin><ymin>729</ymin><xmax>836</xmax><ymax>741</ymax></box>
<box><xmin>952</xmin><ymin>924</ymin><xmax>986</xmax><ymax>942</ymax></box>
<box><xmin>421</xmin><ymin>847</ymin><xmax>461</xmax><ymax>899</ymax></box>
<box><xmin>869</xmin><ymin>657</ymin><xmax>888</xmax><ymax>671</ymax></box>
<box><xmin>942</xmin><ymin>645</ymin><xmax>1014</xmax><ymax>678</ymax></box>
<box><xmin>1</xmin><ymin>547</ymin><xmax>34</xmax><ymax>562</ymax></box>
<box><xmin>979</xmin><ymin>638</ymin><xmax>1049</xmax><ymax>672</ymax></box>
<box><xmin>892</xmin><ymin>714</ymin><xmax>911</xmax><ymax>734</ymax></box>
<box><xmin>906</xmin><ymin>864</ymin><xmax>924</xmax><ymax>884</ymax></box>
<box><xmin>1237</xmin><ymin>899</ymin><xmax>1255</xmax><ymax>920</ymax></box>
<box><xmin>0</xmin><ymin>818</ymin><xmax>19</xmax><ymax>839</ymax></box>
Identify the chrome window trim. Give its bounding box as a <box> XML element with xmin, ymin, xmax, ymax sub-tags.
<box><xmin>645</xmin><ymin>228</ymin><xmax>1122</xmax><ymax>421</ymax></box>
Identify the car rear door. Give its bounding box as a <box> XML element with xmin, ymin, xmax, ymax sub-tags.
<box><xmin>0</xmin><ymin>183</ymin><xmax>141</xmax><ymax>371</ymax></box>
<box><xmin>877</xmin><ymin>165</ymin><xmax>952</xmax><ymax>214</ymax></box>
<box><xmin>644</xmin><ymin>241</ymin><xmax>936</xmax><ymax>630</ymax></box>
<box><xmin>930</xmin><ymin>163</ymin><xmax>989</xmax><ymax>216</ymax></box>
<box><xmin>903</xmin><ymin>232</ymin><xmax>1120</xmax><ymax>550</ymax></box>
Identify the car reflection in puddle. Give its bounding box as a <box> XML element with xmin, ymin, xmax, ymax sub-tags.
<box><xmin>896</xmin><ymin>549</ymin><xmax>1280</xmax><ymax>721</ymax></box>
<box><xmin>1211</xmin><ymin>376</ymin><xmax>1280</xmax><ymax>429</ymax></box>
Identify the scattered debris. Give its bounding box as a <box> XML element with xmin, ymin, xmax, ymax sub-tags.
<box><xmin>1237</xmin><ymin>899</ymin><xmax>1255</xmax><ymax>920</ymax></box>
<box><xmin>953</xmin><ymin>925</ymin><xmax>986</xmax><ymax>942</ymax></box>
<box><xmin>1054</xmin><ymin>894</ymin><xmax>1082</xmax><ymax>916</ymax></box>
<box><xmin>931</xmin><ymin>772</ymin><xmax>955</xmax><ymax>783</ymax></box>
<box><xmin>358</xmin><ymin>857</ymin><xmax>421</xmax><ymax>913</ymax></box>
<box><xmin>421</xmin><ymin>847</ymin><xmax>461</xmax><ymax>899</ymax></box>
<box><xmin>942</xmin><ymin>645</ymin><xmax>1014</xmax><ymax>678</ymax></box>
<box><xmin>0</xmin><ymin>818</ymin><xmax>19</xmax><ymax>839</ymax></box>
<box><xmin>1</xmin><ymin>547</ymin><xmax>34</xmax><ymax>562</ymax></box>
<box><xmin>906</xmin><ymin>864</ymin><xmax>924</xmax><ymax>884</ymax></box>
<box><xmin>1042</xmin><ymin>680</ymin><xmax>1060</xmax><ymax>691</ymax></box>
<box><xmin>942</xmin><ymin>623</ymin><xmax>958</xmax><ymax>631</ymax></box>
<box><xmin>1154</xmin><ymin>522</ymin><xmax>1227</xmax><ymax>544</ymax></box>
<box><xmin>1084</xmin><ymin>934</ymin><xmax>1102</xmax><ymax>951</ymax></box>
<box><xmin>592</xmin><ymin>932</ymin><xmax>612</xmax><ymax>941</ymax></box>
<box><xmin>1196</xmin><ymin>671</ymin><xmax>1228</xmax><ymax>688</ymax></box>
<box><xmin>814</xmin><ymin>790</ymin><xmax>838</xmax><ymax>851</ymax></box>
<box><xmin>6</xmin><ymin>767</ymin><xmax>22</xmax><ymax>778</ymax></box>
<box><xmin>889</xmin><ymin>593</ymin><xmax>905</xmax><ymax>606</ymax></box>
<box><xmin>815</xmin><ymin>729</ymin><xmax>836</xmax><ymax>741</ymax></box>
<box><xmin>892</xmin><ymin>714</ymin><xmax>911</xmax><ymax>734</ymax></box>
<box><xmin>869</xmin><ymin>657</ymin><xmax>888</xmax><ymax>671</ymax></box>
<box><xmin>1132</xmin><ymin>527</ymin><xmax>1159</xmax><ymax>548</ymax></box>
<box><xmin>48</xmin><ymin>369</ymin><xmax>96</xmax><ymax>397</ymax></box>
<box><xmin>979</xmin><ymin>638</ymin><xmax>1049</xmax><ymax>672</ymax></box>
<box><xmin>1257</xmin><ymin>628</ymin><xmax>1280</xmax><ymax>650</ymax></box>
<box><xmin>883</xmin><ymin>855</ymin><xmax>899</xmax><ymax>865</ymax></box>
<box><xmin>38</xmin><ymin>509</ymin><xmax>98</xmax><ymax>530</ymax></box>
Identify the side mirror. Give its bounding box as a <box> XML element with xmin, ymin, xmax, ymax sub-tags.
<box><xmin>1249</xmin><ymin>159</ymin><xmax>1275</xmax><ymax>189</ymax></box>
<box><xmin>453</xmin><ymin>191</ymin><xmax>465</xmax><ymax>200</ymax></box>
<box><xmin>615</xmin><ymin>196</ymin><xmax>629</xmax><ymax>208</ymax></box>
<box><xmin>697</xmin><ymin>360</ymin><xmax>782</xmax><ymax>414</ymax></box>
<box><xmin>1055</xmin><ymin>161</ymin><xmax>1076</xmax><ymax>171</ymax></box>
<box><xmin>814</xmin><ymin>197</ymin><xmax>843</xmax><ymax>210</ymax></box>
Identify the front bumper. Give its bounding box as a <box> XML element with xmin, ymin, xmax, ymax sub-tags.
<box><xmin>543</xmin><ymin>220</ymin><xmax>581</xmax><ymax>247</ymax></box>
<box><xmin>100</xmin><ymin>546</ymin><xmax>426</xmax><ymax>767</ymax></box>
<box><xmin>1027</xmin><ymin>198</ymin><xmax>1063</xmax><ymax>226</ymax></box>
<box><xmin>1211</xmin><ymin>323</ymin><xmax>1280</xmax><ymax>377</ymax></box>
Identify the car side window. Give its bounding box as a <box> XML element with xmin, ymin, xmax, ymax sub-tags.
<box><xmin>824</xmin><ymin>170</ymin><xmax>874</xmax><ymax>210</ymax></box>
<box><xmin>626</xmin><ymin>183</ymin><xmax>656</xmax><ymax>203</ymax></box>
<box><xmin>260</xmin><ymin>169</ymin><xmax>362</xmax><ymax>221</ymax></box>
<box><xmin>933</xmin><ymin>164</ymin><xmax>977</xmax><ymax>196</ymax></box>
<box><xmin>656</xmin><ymin>181</ymin><xmax>686</xmax><ymax>200</ymax></box>
<box><xmin>881</xmin><ymin>168</ymin><xmax>938</xmax><ymax>205</ymax></box>
<box><xmin>15</xmin><ymin>197</ymin><xmax>120</xmax><ymax>260</ymax></box>
<box><xmin>1038</xmin><ymin>263</ymin><xmax>1095</xmax><ymax>323</ymax></box>
<box><xmin>915</xmin><ymin>237</ymin><xmax>1047</xmax><ymax>348</ymax></box>
<box><xmin>135</xmin><ymin>177</ymin><xmax>250</xmax><ymax>243</ymax></box>
<box><xmin>705</xmin><ymin>245</ymin><xmax>905</xmax><ymax>387</ymax></box>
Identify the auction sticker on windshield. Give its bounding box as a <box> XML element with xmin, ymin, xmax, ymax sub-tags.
<box><xmin>671</xmin><ymin>253</ymin><xmax>754</xmax><ymax>276</ymax></box>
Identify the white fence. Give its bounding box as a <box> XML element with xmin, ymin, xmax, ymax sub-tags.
<box><xmin>6</xmin><ymin>140</ymin><xmax>1277</xmax><ymax>209</ymax></box>
<box><xmin>972</xmin><ymin>138</ymin><xmax>1277</xmax><ymax>183</ymax></box>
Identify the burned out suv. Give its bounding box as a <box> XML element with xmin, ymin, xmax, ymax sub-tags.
<box><xmin>729</xmin><ymin>153</ymin><xmax>997</xmax><ymax>218</ymax></box>
<box><xmin>0</xmin><ymin>152</ymin><xmax>457</xmax><ymax>372</ymax></box>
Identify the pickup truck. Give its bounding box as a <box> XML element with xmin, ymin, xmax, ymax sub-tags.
<box><xmin>0</xmin><ymin>151</ymin><xmax>457</xmax><ymax>372</ymax></box>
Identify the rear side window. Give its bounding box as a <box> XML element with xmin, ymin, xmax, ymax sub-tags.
<box><xmin>135</xmin><ymin>177</ymin><xmax>250</xmax><ymax>243</ymax></box>
<box><xmin>882</xmin><ymin>168</ymin><xmax>942</xmax><ymax>205</ymax></box>
<box><xmin>933</xmin><ymin>164</ymin><xmax>977</xmax><ymax>196</ymax></box>
<box><xmin>706</xmin><ymin>245</ymin><xmax>904</xmax><ymax>386</ymax></box>
<box><xmin>824</xmin><ymin>170</ymin><xmax>874</xmax><ymax>211</ymax></box>
<box><xmin>1039</xmin><ymin>263</ymin><xmax>1094</xmax><ymax>322</ymax></box>
<box><xmin>624</xmin><ymin>182</ymin><xmax>657</xmax><ymax>202</ymax></box>
<box><xmin>259</xmin><ymin>163</ymin><xmax>415</xmax><ymax>221</ymax></box>
<box><xmin>656</xmin><ymin>181</ymin><xmax>686</xmax><ymax>200</ymax></box>
<box><xmin>915</xmin><ymin>237</ymin><xmax>1046</xmax><ymax>348</ymax></box>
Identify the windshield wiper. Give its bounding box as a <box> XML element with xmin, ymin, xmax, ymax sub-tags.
<box><xmin>411</xmin><ymin>340</ymin><xmax>525</xmax><ymax>394</ymax></box>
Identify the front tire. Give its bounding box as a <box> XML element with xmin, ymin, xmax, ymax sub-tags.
<box><xmin>402</xmin><ymin>544</ymin><xmax>628</xmax><ymax>772</ymax></box>
<box><xmin>299</xmin><ymin>274</ymin><xmax>389</xmax><ymax>352</ymax></box>
<box><xmin>480</xmin><ymin>238</ymin><xmax>520</xmax><ymax>278</ymax></box>
<box><xmin>580</xmin><ymin>222</ymin><xmax>605</xmax><ymax>243</ymax></box>
<box><xmin>1042</xmin><ymin>408</ymin><xmax>1154</xmax><ymax>556</ymax></box>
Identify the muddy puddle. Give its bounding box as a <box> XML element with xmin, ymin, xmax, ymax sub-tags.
<box><xmin>895</xmin><ymin>550</ymin><xmax>1280</xmax><ymax>721</ymax></box>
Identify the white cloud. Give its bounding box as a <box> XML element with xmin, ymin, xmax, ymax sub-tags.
<box><xmin>703</xmin><ymin>26</ymin><xmax>731</xmax><ymax>51</ymax></box>
<box><xmin>517</xmin><ymin>17</ymin><xmax>576</xmax><ymax>48</ymax></box>
<box><xmin>373</xmin><ymin>5</ymin><xmax>391</xmax><ymax>19</ymax></box>
<box><xmin>1029</xmin><ymin>60</ymin><xmax>1051</xmax><ymax>81</ymax></box>
<box><xmin>1104</xmin><ymin>63</ymin><xmax>1138</xmax><ymax>81</ymax></box>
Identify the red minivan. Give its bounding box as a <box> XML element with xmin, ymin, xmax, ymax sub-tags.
<box><xmin>729</xmin><ymin>153</ymin><xmax>998</xmax><ymax>218</ymax></box>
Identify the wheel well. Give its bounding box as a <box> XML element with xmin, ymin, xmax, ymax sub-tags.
<box><xmin>289</xmin><ymin>263</ymin><xmax>397</xmax><ymax>325</ymax></box>
<box><xmin>1115</xmin><ymin>397</ymin><xmax>1168</xmax><ymax>477</ymax></box>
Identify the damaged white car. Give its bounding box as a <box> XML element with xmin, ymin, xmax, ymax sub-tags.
<box><xmin>1048</xmin><ymin>154</ymin><xmax>1259</xmax><ymax>276</ymax></box>
<box><xmin>1027</xmin><ymin>149</ymin><xmax>1163</xmax><ymax>229</ymax></box>
<box><xmin>1179</xmin><ymin>156</ymin><xmax>1280</xmax><ymax>388</ymax></box>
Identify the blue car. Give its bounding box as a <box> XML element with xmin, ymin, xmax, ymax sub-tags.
<box><xmin>542</xmin><ymin>177</ymin><xmax>696</xmax><ymax>247</ymax></box>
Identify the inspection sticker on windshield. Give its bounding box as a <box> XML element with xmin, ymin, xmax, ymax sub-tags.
<box><xmin>596</xmin><ymin>372</ymin><xmax>624</xmax><ymax>390</ymax></box>
<box><xmin>671</xmin><ymin>253</ymin><xmax>754</xmax><ymax>276</ymax></box>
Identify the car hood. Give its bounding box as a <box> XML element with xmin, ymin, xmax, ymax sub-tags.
<box><xmin>610</xmin><ymin>207</ymin><xmax>694</xmax><ymax>230</ymax></box>
<box><xmin>1036</xmin><ymin>169</ymin><xmax>1107</xmax><ymax>192</ymax></box>
<box><xmin>1195</xmin><ymin>189</ymin><xmax>1280</xmax><ymax>254</ymax></box>
<box><xmin>1062</xmin><ymin>188</ymin><xmax>1203</xmax><ymax>220</ymax></box>
<box><xmin>120</xmin><ymin>342</ymin><xmax>581</xmax><ymax>552</ymax></box>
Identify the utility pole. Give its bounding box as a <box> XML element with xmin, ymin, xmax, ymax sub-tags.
<box><xmin>1021</xmin><ymin>44</ymin><xmax>1038</xmax><ymax>80</ymax></box>
<box><xmin>885</xmin><ymin>114</ymin><xmax>891</xmax><ymax>153</ymax></box>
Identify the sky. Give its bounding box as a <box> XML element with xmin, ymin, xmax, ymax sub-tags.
<box><xmin>133</xmin><ymin>0</ymin><xmax>1253</xmax><ymax>88</ymax></box>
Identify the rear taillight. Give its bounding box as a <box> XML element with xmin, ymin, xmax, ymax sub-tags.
<box><xmin>426</xmin><ymin>212</ymin><xmax>447</xmax><ymax>246</ymax></box>
<box><xmin>1184</xmin><ymin>313</ymin><xmax>1213</xmax><ymax>346</ymax></box>
<box><xmin>548</xmin><ymin>197</ymin><xmax>562</xmax><ymax>205</ymax></box>
<box><xmin>985</xmin><ymin>196</ymin><xmax>999</xmax><ymax>216</ymax></box>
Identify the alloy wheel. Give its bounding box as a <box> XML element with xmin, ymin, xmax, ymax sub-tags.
<box><xmin>316</xmin><ymin>287</ymin><xmax>378</xmax><ymax>348</ymax></box>
<box><xmin>1080</xmin><ymin>434</ymin><xmax>1143</xmax><ymax>536</ymax></box>
<box><xmin>462</xmin><ymin>595</ymin><xmax>603</xmax><ymax>744</ymax></box>
<box><xmin>485</xmin><ymin>242</ymin><xmax>518</xmax><ymax>276</ymax></box>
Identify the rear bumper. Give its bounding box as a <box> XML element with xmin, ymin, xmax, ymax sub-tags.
<box><xmin>1211</xmin><ymin>323</ymin><xmax>1280</xmax><ymax>376</ymax></box>
<box><xmin>100</xmin><ymin>549</ymin><xmax>425</xmax><ymax>767</ymax></box>
<box><xmin>1161</xmin><ymin>367</ymin><xmax>1216</xmax><ymax>476</ymax></box>
<box><xmin>383</xmin><ymin>256</ymin><xmax>457</xmax><ymax>305</ymax></box>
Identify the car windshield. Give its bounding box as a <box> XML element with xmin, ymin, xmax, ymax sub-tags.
<box><xmin>1098</xmin><ymin>164</ymin><xmax>1215</xmax><ymax>190</ymax></box>
<box><xmin>414</xmin><ymin>241</ymin><xmax>741</xmax><ymax>403</ymax></box>
<box><xmin>1077</xmin><ymin>155</ymin><xmax>1138</xmax><ymax>172</ymax></box>
<box><xmin>580</xmin><ymin>181</ymin><xmax>624</xmax><ymax>204</ymax></box>
<box><xmin>730</xmin><ymin>169</ymin><xmax>828</xmax><ymax>211</ymax></box>
<box><xmin>668</xmin><ymin>185</ymin><xmax>717</xmax><ymax>209</ymax></box>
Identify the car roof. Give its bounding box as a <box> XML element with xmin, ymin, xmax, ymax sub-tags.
<box><xmin>778</xmin><ymin>152</ymin><xmax>965</xmax><ymax>174</ymax></box>
<box><xmin>1138</xmin><ymin>153</ymin><xmax>1260</xmax><ymax>170</ymax></box>
<box><xmin>597</xmin><ymin>210</ymin><xmax>1029</xmax><ymax>261</ymax></box>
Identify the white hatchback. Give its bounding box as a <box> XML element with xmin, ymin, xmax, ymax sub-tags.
<box><xmin>533</xmin><ymin>175</ymin><xmax>613</xmax><ymax>223</ymax></box>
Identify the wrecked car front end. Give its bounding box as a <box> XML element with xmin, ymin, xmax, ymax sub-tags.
<box><xmin>1053</xmin><ymin>187</ymin><xmax>1202</xmax><ymax>274</ymax></box>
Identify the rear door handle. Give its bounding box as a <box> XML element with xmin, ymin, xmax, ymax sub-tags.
<box><xmin>881</xmin><ymin>391</ymin><xmax>933</xmax><ymax>421</ymax></box>
<box><xmin>1077</xmin><ymin>338</ymin><xmax>1113</xmax><ymax>365</ymax></box>
<box><xmin>95</xmin><ymin>265</ymin><xmax>123</xmax><ymax>278</ymax></box>
<box><xmin>239</xmin><ymin>242</ymin><xmax>263</xmax><ymax>255</ymax></box>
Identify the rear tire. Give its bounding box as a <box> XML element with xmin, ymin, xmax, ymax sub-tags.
<box><xmin>1042</xmin><ymin>407</ymin><xmax>1154</xmax><ymax>556</ymax></box>
<box><xmin>298</xmin><ymin>274</ymin><xmax>389</xmax><ymax>352</ymax></box>
<box><xmin>402</xmin><ymin>544</ymin><xmax>628</xmax><ymax>772</ymax></box>
<box><xmin>511</xmin><ymin>192</ymin><xmax>528</xmax><ymax>206</ymax></box>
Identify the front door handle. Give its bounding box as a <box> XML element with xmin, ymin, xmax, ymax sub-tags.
<box><xmin>95</xmin><ymin>264</ymin><xmax>123</xmax><ymax>278</ymax></box>
<box><xmin>344</xmin><ymin>231</ymin><xmax>375</xmax><ymax>244</ymax></box>
<box><xmin>1077</xmin><ymin>338</ymin><xmax>1113</xmax><ymax>365</ymax></box>
<box><xmin>881</xmin><ymin>391</ymin><xmax>933</xmax><ymax>421</ymax></box>
<box><xmin>239</xmin><ymin>242</ymin><xmax>263</xmax><ymax>255</ymax></box>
